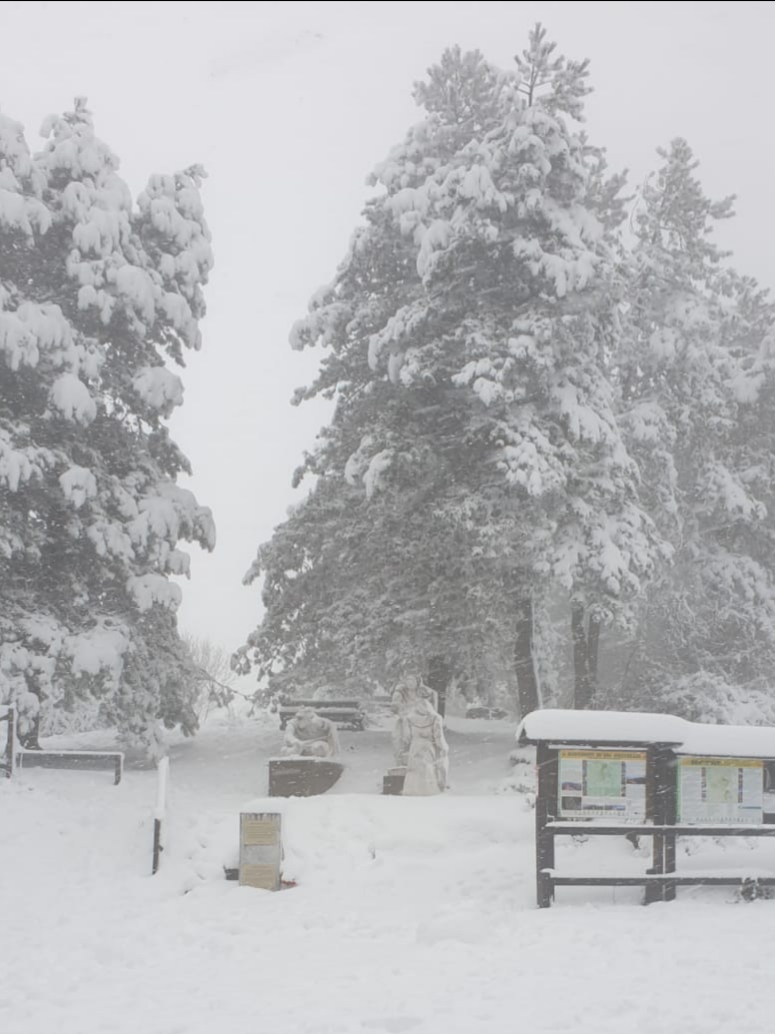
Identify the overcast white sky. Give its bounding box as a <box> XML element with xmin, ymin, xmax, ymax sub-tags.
<box><xmin>1</xmin><ymin>1</ymin><xmax>773</xmax><ymax>666</ymax></box>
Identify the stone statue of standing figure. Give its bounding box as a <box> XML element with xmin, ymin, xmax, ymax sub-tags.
<box><xmin>391</xmin><ymin>675</ymin><xmax>448</xmax><ymax>795</ymax></box>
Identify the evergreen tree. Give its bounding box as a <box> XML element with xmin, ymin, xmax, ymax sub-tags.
<box><xmin>240</xmin><ymin>28</ymin><xmax>661</xmax><ymax>715</ymax></box>
<box><xmin>616</xmin><ymin>139</ymin><xmax>775</xmax><ymax>720</ymax></box>
<box><xmin>0</xmin><ymin>102</ymin><xmax>214</xmax><ymax>752</ymax></box>
<box><xmin>240</xmin><ymin>381</ymin><xmax>524</xmax><ymax>704</ymax></box>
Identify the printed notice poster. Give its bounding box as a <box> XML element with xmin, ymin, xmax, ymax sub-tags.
<box><xmin>677</xmin><ymin>757</ymin><xmax>763</xmax><ymax>825</ymax></box>
<box><xmin>558</xmin><ymin>749</ymin><xmax>647</xmax><ymax>821</ymax></box>
<box><xmin>239</xmin><ymin>812</ymin><xmax>282</xmax><ymax>890</ymax></box>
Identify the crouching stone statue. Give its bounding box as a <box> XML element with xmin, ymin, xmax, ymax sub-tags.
<box><xmin>282</xmin><ymin>707</ymin><xmax>340</xmax><ymax>759</ymax></box>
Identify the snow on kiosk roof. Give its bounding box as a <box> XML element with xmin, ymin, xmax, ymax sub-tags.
<box><xmin>517</xmin><ymin>709</ymin><xmax>775</xmax><ymax>759</ymax></box>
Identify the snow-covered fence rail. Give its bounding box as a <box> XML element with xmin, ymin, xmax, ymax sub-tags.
<box><xmin>1</xmin><ymin>706</ymin><xmax>15</xmax><ymax>779</ymax></box>
<box><xmin>152</xmin><ymin>756</ymin><xmax>170</xmax><ymax>875</ymax></box>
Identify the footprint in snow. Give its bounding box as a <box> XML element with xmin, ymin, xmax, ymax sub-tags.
<box><xmin>362</xmin><ymin>1018</ymin><xmax>422</xmax><ymax>1033</ymax></box>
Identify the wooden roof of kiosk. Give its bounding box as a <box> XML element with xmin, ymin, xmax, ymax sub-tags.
<box><xmin>517</xmin><ymin>709</ymin><xmax>775</xmax><ymax>759</ymax></box>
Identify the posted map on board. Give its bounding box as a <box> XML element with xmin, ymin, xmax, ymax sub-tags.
<box><xmin>677</xmin><ymin>757</ymin><xmax>763</xmax><ymax>825</ymax></box>
<box><xmin>558</xmin><ymin>749</ymin><xmax>647</xmax><ymax>821</ymax></box>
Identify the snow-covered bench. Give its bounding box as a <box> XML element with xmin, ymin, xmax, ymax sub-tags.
<box><xmin>16</xmin><ymin>749</ymin><xmax>124</xmax><ymax>785</ymax></box>
<box><xmin>277</xmin><ymin>699</ymin><xmax>365</xmax><ymax>731</ymax></box>
<box><xmin>2</xmin><ymin>709</ymin><xmax>123</xmax><ymax>784</ymax></box>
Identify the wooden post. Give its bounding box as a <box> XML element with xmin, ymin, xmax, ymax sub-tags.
<box><xmin>535</xmin><ymin>741</ymin><xmax>557</xmax><ymax>908</ymax></box>
<box><xmin>645</xmin><ymin>746</ymin><xmax>676</xmax><ymax>904</ymax></box>
<box><xmin>644</xmin><ymin>745</ymin><xmax>663</xmax><ymax>904</ymax></box>
<box><xmin>662</xmin><ymin>750</ymin><xmax>678</xmax><ymax>902</ymax></box>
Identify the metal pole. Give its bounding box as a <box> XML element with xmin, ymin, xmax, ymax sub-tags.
<box><xmin>2</xmin><ymin>706</ymin><xmax>15</xmax><ymax>779</ymax></box>
<box><xmin>152</xmin><ymin>756</ymin><xmax>170</xmax><ymax>875</ymax></box>
<box><xmin>152</xmin><ymin>818</ymin><xmax>162</xmax><ymax>875</ymax></box>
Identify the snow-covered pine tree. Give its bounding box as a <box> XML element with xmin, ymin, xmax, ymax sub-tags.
<box><xmin>240</xmin><ymin>374</ymin><xmax>526</xmax><ymax>704</ymax></box>
<box><xmin>238</xmin><ymin>47</ymin><xmax>533</xmax><ymax>708</ymax></box>
<box><xmin>616</xmin><ymin>139</ymin><xmax>775</xmax><ymax>721</ymax></box>
<box><xmin>240</xmin><ymin>28</ymin><xmax>661</xmax><ymax>715</ymax></box>
<box><xmin>236</xmin><ymin>49</ymin><xmax>492</xmax><ymax>699</ymax></box>
<box><xmin>365</xmin><ymin>26</ymin><xmax>663</xmax><ymax>708</ymax></box>
<box><xmin>0</xmin><ymin>102</ymin><xmax>214</xmax><ymax>752</ymax></box>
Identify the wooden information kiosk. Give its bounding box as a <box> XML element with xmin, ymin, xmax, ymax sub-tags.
<box><xmin>518</xmin><ymin>710</ymin><xmax>775</xmax><ymax>907</ymax></box>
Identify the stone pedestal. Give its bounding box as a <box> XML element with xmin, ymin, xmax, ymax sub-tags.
<box><xmin>268</xmin><ymin>757</ymin><xmax>344</xmax><ymax>797</ymax></box>
<box><xmin>382</xmin><ymin>766</ymin><xmax>407</xmax><ymax>795</ymax></box>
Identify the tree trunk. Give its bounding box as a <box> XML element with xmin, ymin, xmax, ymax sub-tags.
<box><xmin>571</xmin><ymin>599</ymin><xmax>590</xmax><ymax>709</ymax></box>
<box><xmin>514</xmin><ymin>595</ymin><xmax>540</xmax><ymax>718</ymax></box>
<box><xmin>426</xmin><ymin>656</ymin><xmax>451</xmax><ymax>718</ymax></box>
<box><xmin>587</xmin><ymin>611</ymin><xmax>601</xmax><ymax>700</ymax></box>
<box><xmin>572</xmin><ymin>600</ymin><xmax>601</xmax><ymax>709</ymax></box>
<box><xmin>17</xmin><ymin>707</ymin><xmax>41</xmax><ymax>750</ymax></box>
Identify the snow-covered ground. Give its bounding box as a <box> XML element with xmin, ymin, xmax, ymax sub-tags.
<box><xmin>3</xmin><ymin>713</ymin><xmax>775</xmax><ymax>1034</ymax></box>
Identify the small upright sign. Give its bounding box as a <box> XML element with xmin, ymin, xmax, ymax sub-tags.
<box><xmin>239</xmin><ymin>812</ymin><xmax>282</xmax><ymax>890</ymax></box>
